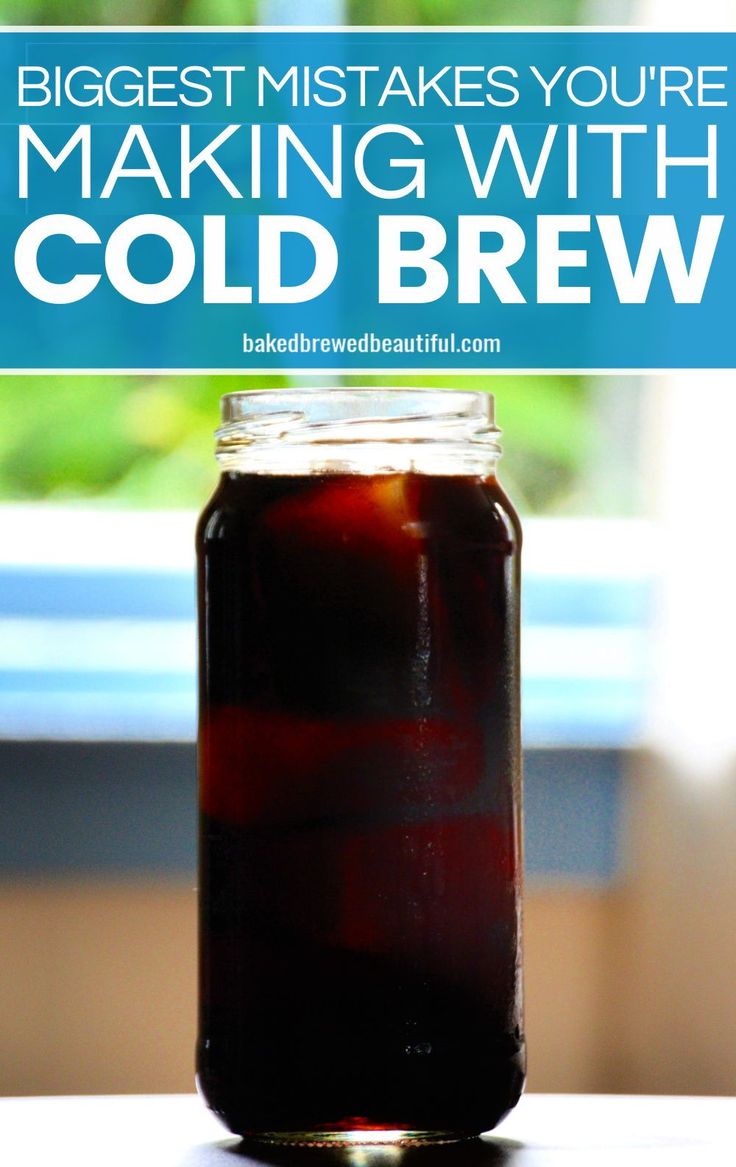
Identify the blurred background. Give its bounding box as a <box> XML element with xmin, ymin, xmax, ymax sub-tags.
<box><xmin>1</xmin><ymin>0</ymin><xmax>735</xmax><ymax>1103</ymax></box>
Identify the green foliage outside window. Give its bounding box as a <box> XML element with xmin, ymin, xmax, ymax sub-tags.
<box><xmin>0</xmin><ymin>0</ymin><xmax>584</xmax><ymax>32</ymax></box>
<box><xmin>0</xmin><ymin>373</ymin><xmax>594</xmax><ymax>515</ymax></box>
<box><xmin>349</xmin><ymin>1</ymin><xmax>582</xmax><ymax>26</ymax></box>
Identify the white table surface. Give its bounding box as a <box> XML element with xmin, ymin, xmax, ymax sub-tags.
<box><xmin>1</xmin><ymin>1092</ymin><xmax>734</xmax><ymax>1167</ymax></box>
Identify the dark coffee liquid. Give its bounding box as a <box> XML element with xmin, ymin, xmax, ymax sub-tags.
<box><xmin>197</xmin><ymin>471</ymin><xmax>524</xmax><ymax>1138</ymax></box>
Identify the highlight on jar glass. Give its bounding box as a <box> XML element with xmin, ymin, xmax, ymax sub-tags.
<box><xmin>196</xmin><ymin>388</ymin><xmax>525</xmax><ymax>1145</ymax></box>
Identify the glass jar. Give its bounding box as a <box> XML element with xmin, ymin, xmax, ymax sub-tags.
<box><xmin>196</xmin><ymin>388</ymin><xmax>524</xmax><ymax>1144</ymax></box>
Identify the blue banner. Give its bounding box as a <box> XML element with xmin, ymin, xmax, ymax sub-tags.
<box><xmin>0</xmin><ymin>29</ymin><xmax>734</xmax><ymax>370</ymax></box>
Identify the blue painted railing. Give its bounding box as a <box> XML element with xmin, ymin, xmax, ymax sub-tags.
<box><xmin>0</xmin><ymin>514</ymin><xmax>654</xmax><ymax>747</ymax></box>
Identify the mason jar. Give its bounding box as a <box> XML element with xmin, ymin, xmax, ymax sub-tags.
<box><xmin>196</xmin><ymin>388</ymin><xmax>524</xmax><ymax>1144</ymax></box>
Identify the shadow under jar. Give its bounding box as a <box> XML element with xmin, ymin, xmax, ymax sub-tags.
<box><xmin>196</xmin><ymin>389</ymin><xmax>525</xmax><ymax>1145</ymax></box>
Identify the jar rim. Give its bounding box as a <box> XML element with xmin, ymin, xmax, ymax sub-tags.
<box><xmin>215</xmin><ymin>387</ymin><xmax>501</xmax><ymax>475</ymax></box>
<box><xmin>219</xmin><ymin>387</ymin><xmax>495</xmax><ymax>428</ymax></box>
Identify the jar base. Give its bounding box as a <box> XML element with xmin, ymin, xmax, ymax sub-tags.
<box><xmin>240</xmin><ymin>1130</ymin><xmax>477</xmax><ymax>1147</ymax></box>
